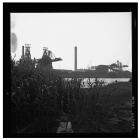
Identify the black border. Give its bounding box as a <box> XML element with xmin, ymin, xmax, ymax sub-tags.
<box><xmin>3</xmin><ymin>2</ymin><xmax>138</xmax><ymax>138</ymax></box>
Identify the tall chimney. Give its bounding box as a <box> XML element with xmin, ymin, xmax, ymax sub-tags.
<box><xmin>22</xmin><ymin>46</ymin><xmax>24</xmax><ymax>59</ymax></box>
<box><xmin>74</xmin><ymin>46</ymin><xmax>77</xmax><ymax>71</ymax></box>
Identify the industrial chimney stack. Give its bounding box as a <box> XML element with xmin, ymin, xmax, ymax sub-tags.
<box><xmin>74</xmin><ymin>46</ymin><xmax>77</xmax><ymax>71</ymax></box>
<box><xmin>22</xmin><ymin>45</ymin><xmax>24</xmax><ymax>59</ymax></box>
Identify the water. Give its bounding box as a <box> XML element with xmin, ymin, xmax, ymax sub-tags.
<box><xmin>64</xmin><ymin>78</ymin><xmax>130</xmax><ymax>88</ymax></box>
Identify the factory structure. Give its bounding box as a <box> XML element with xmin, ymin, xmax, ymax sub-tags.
<box><xmin>18</xmin><ymin>44</ymin><xmax>130</xmax><ymax>78</ymax></box>
<box><xmin>74</xmin><ymin>46</ymin><xmax>128</xmax><ymax>72</ymax></box>
<box><xmin>20</xmin><ymin>44</ymin><xmax>62</xmax><ymax>69</ymax></box>
<box><xmin>89</xmin><ymin>60</ymin><xmax>128</xmax><ymax>73</ymax></box>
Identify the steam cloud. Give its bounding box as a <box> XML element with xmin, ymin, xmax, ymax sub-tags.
<box><xmin>11</xmin><ymin>14</ymin><xmax>18</xmax><ymax>53</ymax></box>
<box><xmin>11</xmin><ymin>32</ymin><xmax>17</xmax><ymax>53</ymax></box>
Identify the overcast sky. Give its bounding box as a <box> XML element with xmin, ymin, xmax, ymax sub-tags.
<box><xmin>11</xmin><ymin>13</ymin><xmax>132</xmax><ymax>71</ymax></box>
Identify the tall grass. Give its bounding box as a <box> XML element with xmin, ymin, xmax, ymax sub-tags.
<box><xmin>10</xmin><ymin>58</ymin><xmax>132</xmax><ymax>133</ymax></box>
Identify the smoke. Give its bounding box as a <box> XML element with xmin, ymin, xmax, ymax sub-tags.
<box><xmin>11</xmin><ymin>32</ymin><xmax>17</xmax><ymax>53</ymax></box>
<box><xmin>11</xmin><ymin>14</ymin><xmax>18</xmax><ymax>53</ymax></box>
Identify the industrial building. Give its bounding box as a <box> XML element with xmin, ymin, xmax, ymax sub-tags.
<box><xmin>18</xmin><ymin>44</ymin><xmax>131</xmax><ymax>78</ymax></box>
<box><xmin>20</xmin><ymin>44</ymin><xmax>62</xmax><ymax>69</ymax></box>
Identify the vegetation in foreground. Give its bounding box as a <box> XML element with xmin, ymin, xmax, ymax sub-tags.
<box><xmin>10</xmin><ymin>58</ymin><xmax>133</xmax><ymax>134</ymax></box>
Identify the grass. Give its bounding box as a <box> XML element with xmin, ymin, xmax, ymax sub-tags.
<box><xmin>71</xmin><ymin>82</ymin><xmax>132</xmax><ymax>133</ymax></box>
<box><xmin>10</xmin><ymin>59</ymin><xmax>133</xmax><ymax>134</ymax></box>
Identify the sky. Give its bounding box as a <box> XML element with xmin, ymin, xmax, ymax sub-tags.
<box><xmin>10</xmin><ymin>12</ymin><xmax>132</xmax><ymax>71</ymax></box>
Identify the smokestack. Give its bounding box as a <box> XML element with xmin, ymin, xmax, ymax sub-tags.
<box><xmin>22</xmin><ymin>46</ymin><xmax>24</xmax><ymax>59</ymax></box>
<box><xmin>74</xmin><ymin>46</ymin><xmax>77</xmax><ymax>71</ymax></box>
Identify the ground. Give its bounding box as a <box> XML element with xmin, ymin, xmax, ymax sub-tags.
<box><xmin>13</xmin><ymin>82</ymin><xmax>133</xmax><ymax>134</ymax></box>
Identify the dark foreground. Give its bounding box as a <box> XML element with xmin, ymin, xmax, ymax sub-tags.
<box><xmin>11</xmin><ymin>81</ymin><xmax>133</xmax><ymax>134</ymax></box>
<box><xmin>9</xmin><ymin>59</ymin><xmax>133</xmax><ymax>135</ymax></box>
<box><xmin>73</xmin><ymin>82</ymin><xmax>133</xmax><ymax>133</ymax></box>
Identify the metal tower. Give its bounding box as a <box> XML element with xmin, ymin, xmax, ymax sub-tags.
<box><xmin>37</xmin><ymin>47</ymin><xmax>62</xmax><ymax>69</ymax></box>
<box><xmin>24</xmin><ymin>44</ymin><xmax>31</xmax><ymax>60</ymax></box>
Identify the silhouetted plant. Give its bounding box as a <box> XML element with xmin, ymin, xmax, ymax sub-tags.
<box><xmin>11</xmin><ymin>56</ymin><xmax>132</xmax><ymax>133</ymax></box>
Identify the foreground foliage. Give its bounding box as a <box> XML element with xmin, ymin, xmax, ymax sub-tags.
<box><xmin>10</xmin><ymin>58</ymin><xmax>133</xmax><ymax>134</ymax></box>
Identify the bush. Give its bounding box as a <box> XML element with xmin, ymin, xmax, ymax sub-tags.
<box><xmin>10</xmin><ymin>58</ymin><xmax>132</xmax><ymax>133</ymax></box>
